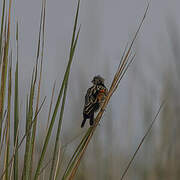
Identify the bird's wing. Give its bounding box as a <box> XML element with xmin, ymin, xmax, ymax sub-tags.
<box><xmin>85</xmin><ymin>86</ymin><xmax>97</xmax><ymax>105</ymax></box>
<box><xmin>84</xmin><ymin>88</ymin><xmax>91</xmax><ymax>106</ymax></box>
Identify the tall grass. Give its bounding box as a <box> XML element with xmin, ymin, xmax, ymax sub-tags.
<box><xmin>62</xmin><ymin>3</ymin><xmax>150</xmax><ymax>180</ymax></box>
<box><xmin>0</xmin><ymin>0</ymin><xmax>166</xmax><ymax>179</ymax></box>
<box><xmin>0</xmin><ymin>0</ymin><xmax>81</xmax><ymax>179</ymax></box>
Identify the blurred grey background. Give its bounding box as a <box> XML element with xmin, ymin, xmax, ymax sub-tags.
<box><xmin>8</xmin><ymin>0</ymin><xmax>180</xmax><ymax>179</ymax></box>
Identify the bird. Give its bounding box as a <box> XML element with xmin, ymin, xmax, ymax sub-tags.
<box><xmin>81</xmin><ymin>75</ymin><xmax>108</xmax><ymax>128</ymax></box>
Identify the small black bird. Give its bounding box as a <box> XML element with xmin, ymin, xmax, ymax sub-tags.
<box><xmin>81</xmin><ymin>75</ymin><xmax>108</xmax><ymax>128</ymax></box>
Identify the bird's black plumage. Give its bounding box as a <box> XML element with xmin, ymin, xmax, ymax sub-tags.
<box><xmin>81</xmin><ymin>76</ymin><xmax>108</xmax><ymax>128</ymax></box>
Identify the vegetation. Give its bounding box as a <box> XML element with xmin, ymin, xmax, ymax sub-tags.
<box><xmin>0</xmin><ymin>0</ymin><xmax>178</xmax><ymax>179</ymax></box>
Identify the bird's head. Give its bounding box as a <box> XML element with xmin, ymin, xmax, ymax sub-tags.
<box><xmin>91</xmin><ymin>75</ymin><xmax>105</xmax><ymax>85</ymax></box>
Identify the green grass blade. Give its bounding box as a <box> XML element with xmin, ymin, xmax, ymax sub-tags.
<box><xmin>0</xmin><ymin>110</ymin><xmax>7</xmax><ymax>158</ymax></box>
<box><xmin>49</xmin><ymin>84</ymin><xmax>68</xmax><ymax>180</ymax></box>
<box><xmin>13</xmin><ymin>22</ymin><xmax>19</xmax><ymax>180</ymax></box>
<box><xmin>46</xmin><ymin>80</ymin><xmax>56</xmax><ymax>130</ymax></box>
<box><xmin>0</xmin><ymin>46</ymin><xmax>8</xmax><ymax>140</ymax></box>
<box><xmin>3</xmin><ymin>55</ymin><xmax>12</xmax><ymax>180</ymax></box>
<box><xmin>62</xmin><ymin>128</ymin><xmax>91</xmax><ymax>179</ymax></box>
<box><xmin>33</xmin><ymin>1</ymin><xmax>81</xmax><ymax>179</ymax></box>
<box><xmin>63</xmin><ymin>3</ymin><xmax>150</xmax><ymax>179</ymax></box>
<box><xmin>22</xmin><ymin>69</ymin><xmax>36</xmax><ymax>180</ymax></box>
<box><xmin>49</xmin><ymin>24</ymin><xmax>81</xmax><ymax>180</ymax></box>
<box><xmin>37</xmin><ymin>130</ymin><xmax>86</xmax><ymax>177</ymax></box>
<box><xmin>0</xmin><ymin>0</ymin><xmax>6</xmax><ymax>66</ymax></box>
<box><xmin>70</xmin><ymin>0</ymin><xmax>80</xmax><ymax>52</ymax></box>
<box><xmin>0</xmin><ymin>0</ymin><xmax>12</xmax><ymax>141</ymax></box>
<box><xmin>33</xmin><ymin>80</ymin><xmax>64</xmax><ymax>179</ymax></box>
<box><xmin>29</xmin><ymin>1</ymin><xmax>46</xmax><ymax>178</ymax></box>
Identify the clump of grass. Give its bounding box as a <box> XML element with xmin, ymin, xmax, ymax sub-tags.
<box><xmin>0</xmin><ymin>0</ymin><xmax>165</xmax><ymax>179</ymax></box>
<box><xmin>0</xmin><ymin>0</ymin><xmax>12</xmax><ymax>142</ymax></box>
<box><xmin>33</xmin><ymin>0</ymin><xmax>81</xmax><ymax>179</ymax></box>
<box><xmin>0</xmin><ymin>0</ymin><xmax>81</xmax><ymax>179</ymax></box>
<box><xmin>62</xmin><ymin>3</ymin><xmax>153</xmax><ymax>180</ymax></box>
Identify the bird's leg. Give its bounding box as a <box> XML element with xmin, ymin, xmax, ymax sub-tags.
<box><xmin>81</xmin><ymin>118</ymin><xmax>86</xmax><ymax>128</ymax></box>
<box><xmin>89</xmin><ymin>113</ymin><xmax>94</xmax><ymax>126</ymax></box>
<box><xmin>81</xmin><ymin>113</ymin><xmax>88</xmax><ymax>128</ymax></box>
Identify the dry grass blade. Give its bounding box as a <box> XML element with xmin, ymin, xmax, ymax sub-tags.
<box><xmin>113</xmin><ymin>53</ymin><xmax>136</xmax><ymax>93</ymax></box>
<box><xmin>63</xmin><ymin>3</ymin><xmax>150</xmax><ymax>179</ymax></box>
<box><xmin>120</xmin><ymin>101</ymin><xmax>165</xmax><ymax>180</ymax></box>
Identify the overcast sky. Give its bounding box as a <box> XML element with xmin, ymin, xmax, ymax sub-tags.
<box><xmin>6</xmin><ymin>0</ymin><xmax>180</xmax><ymax>142</ymax></box>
